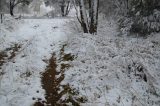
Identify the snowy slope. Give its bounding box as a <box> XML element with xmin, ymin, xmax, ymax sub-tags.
<box><xmin>62</xmin><ymin>19</ymin><xmax>160</xmax><ymax>106</ymax></box>
<box><xmin>0</xmin><ymin>17</ymin><xmax>69</xmax><ymax>106</ymax></box>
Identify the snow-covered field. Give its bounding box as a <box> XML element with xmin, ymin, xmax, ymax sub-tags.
<box><xmin>0</xmin><ymin>15</ymin><xmax>160</xmax><ymax>106</ymax></box>
<box><xmin>0</xmin><ymin>16</ymin><xmax>69</xmax><ymax>106</ymax></box>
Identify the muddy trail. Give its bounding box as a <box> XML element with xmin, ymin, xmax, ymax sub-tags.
<box><xmin>34</xmin><ymin>45</ymin><xmax>86</xmax><ymax>106</ymax></box>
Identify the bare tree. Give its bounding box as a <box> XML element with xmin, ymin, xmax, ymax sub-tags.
<box><xmin>89</xmin><ymin>0</ymin><xmax>99</xmax><ymax>34</ymax></box>
<box><xmin>59</xmin><ymin>0</ymin><xmax>72</xmax><ymax>16</ymax></box>
<box><xmin>75</xmin><ymin>0</ymin><xmax>99</xmax><ymax>34</ymax></box>
<box><xmin>9</xmin><ymin>0</ymin><xmax>31</xmax><ymax>16</ymax></box>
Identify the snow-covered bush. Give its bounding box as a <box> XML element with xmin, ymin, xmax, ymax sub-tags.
<box><xmin>0</xmin><ymin>15</ymin><xmax>23</xmax><ymax>32</ymax></box>
<box><xmin>64</xmin><ymin>19</ymin><xmax>160</xmax><ymax>105</ymax></box>
<box><xmin>129</xmin><ymin>9</ymin><xmax>160</xmax><ymax>35</ymax></box>
<box><xmin>99</xmin><ymin>0</ymin><xmax>160</xmax><ymax>36</ymax></box>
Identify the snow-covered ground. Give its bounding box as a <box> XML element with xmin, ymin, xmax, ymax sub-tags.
<box><xmin>0</xmin><ymin>16</ymin><xmax>69</xmax><ymax>106</ymax></box>
<box><xmin>62</xmin><ymin>19</ymin><xmax>160</xmax><ymax>106</ymax></box>
<box><xmin>0</xmin><ymin>15</ymin><xmax>160</xmax><ymax>106</ymax></box>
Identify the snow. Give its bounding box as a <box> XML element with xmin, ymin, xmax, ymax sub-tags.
<box><xmin>0</xmin><ymin>16</ymin><xmax>69</xmax><ymax>106</ymax></box>
<box><xmin>61</xmin><ymin>19</ymin><xmax>160</xmax><ymax>106</ymax></box>
<box><xmin>0</xmin><ymin>15</ymin><xmax>160</xmax><ymax>106</ymax></box>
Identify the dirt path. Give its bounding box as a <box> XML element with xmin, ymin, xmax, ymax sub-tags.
<box><xmin>0</xmin><ymin>19</ymin><xmax>75</xmax><ymax>106</ymax></box>
<box><xmin>34</xmin><ymin>45</ymin><xmax>84</xmax><ymax>106</ymax></box>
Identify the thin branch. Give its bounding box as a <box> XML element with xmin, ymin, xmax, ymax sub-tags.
<box><xmin>73</xmin><ymin>0</ymin><xmax>81</xmax><ymax>24</ymax></box>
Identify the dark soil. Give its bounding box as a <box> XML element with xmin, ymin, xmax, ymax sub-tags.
<box><xmin>34</xmin><ymin>45</ymin><xmax>86</xmax><ymax>106</ymax></box>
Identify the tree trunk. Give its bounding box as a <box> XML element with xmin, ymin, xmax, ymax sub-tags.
<box><xmin>89</xmin><ymin>1</ymin><xmax>94</xmax><ymax>33</ymax></box>
<box><xmin>78</xmin><ymin>0</ymin><xmax>99</xmax><ymax>34</ymax></box>
<box><xmin>89</xmin><ymin>0</ymin><xmax>99</xmax><ymax>34</ymax></box>
<box><xmin>79</xmin><ymin>0</ymin><xmax>89</xmax><ymax>33</ymax></box>
<box><xmin>1</xmin><ymin>14</ymin><xmax>3</xmax><ymax>23</ymax></box>
<box><xmin>61</xmin><ymin>6</ymin><xmax>65</xmax><ymax>16</ymax></box>
<box><xmin>10</xmin><ymin>0</ymin><xmax>14</xmax><ymax>16</ymax></box>
<box><xmin>0</xmin><ymin>0</ymin><xmax>2</xmax><ymax>23</ymax></box>
<box><xmin>61</xmin><ymin>0</ymin><xmax>65</xmax><ymax>17</ymax></box>
<box><xmin>10</xmin><ymin>7</ymin><xmax>14</xmax><ymax>16</ymax></box>
<box><xmin>65</xmin><ymin>1</ymin><xmax>70</xmax><ymax>16</ymax></box>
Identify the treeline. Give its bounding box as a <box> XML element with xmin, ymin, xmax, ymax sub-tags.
<box><xmin>0</xmin><ymin>0</ymin><xmax>73</xmax><ymax>17</ymax></box>
<box><xmin>99</xmin><ymin>0</ymin><xmax>160</xmax><ymax>35</ymax></box>
<box><xmin>72</xmin><ymin>0</ymin><xmax>160</xmax><ymax>35</ymax></box>
<box><xmin>44</xmin><ymin>0</ymin><xmax>100</xmax><ymax>34</ymax></box>
<box><xmin>0</xmin><ymin>0</ymin><xmax>32</xmax><ymax>16</ymax></box>
<box><xmin>1</xmin><ymin>0</ymin><xmax>160</xmax><ymax>35</ymax></box>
